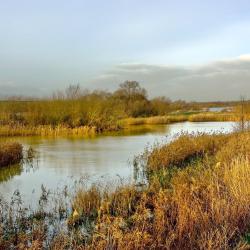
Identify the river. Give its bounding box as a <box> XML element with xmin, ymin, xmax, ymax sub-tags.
<box><xmin>0</xmin><ymin>121</ymin><xmax>234</xmax><ymax>205</ymax></box>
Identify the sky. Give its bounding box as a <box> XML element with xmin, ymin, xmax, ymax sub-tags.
<box><xmin>0</xmin><ymin>0</ymin><xmax>250</xmax><ymax>101</ymax></box>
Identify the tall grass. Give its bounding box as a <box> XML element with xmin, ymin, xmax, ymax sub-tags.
<box><xmin>2</xmin><ymin>132</ymin><xmax>250</xmax><ymax>249</ymax></box>
<box><xmin>68</xmin><ymin>132</ymin><xmax>250</xmax><ymax>249</ymax></box>
<box><xmin>0</xmin><ymin>113</ymin><xmax>239</xmax><ymax>137</ymax></box>
<box><xmin>147</xmin><ymin>132</ymin><xmax>227</xmax><ymax>171</ymax></box>
<box><xmin>0</xmin><ymin>125</ymin><xmax>97</xmax><ymax>137</ymax></box>
<box><xmin>122</xmin><ymin>112</ymin><xmax>238</xmax><ymax>126</ymax></box>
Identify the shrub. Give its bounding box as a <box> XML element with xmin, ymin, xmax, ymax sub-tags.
<box><xmin>0</xmin><ymin>142</ymin><xmax>23</xmax><ymax>167</ymax></box>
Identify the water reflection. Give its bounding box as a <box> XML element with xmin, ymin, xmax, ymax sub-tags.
<box><xmin>104</xmin><ymin>124</ymin><xmax>170</xmax><ymax>136</ymax></box>
<box><xmin>0</xmin><ymin>164</ymin><xmax>22</xmax><ymax>183</ymax></box>
<box><xmin>0</xmin><ymin>122</ymin><xmax>234</xmax><ymax>204</ymax></box>
<box><xmin>0</xmin><ymin>157</ymin><xmax>39</xmax><ymax>184</ymax></box>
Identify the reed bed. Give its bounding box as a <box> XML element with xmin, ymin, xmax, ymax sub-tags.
<box><xmin>0</xmin><ymin>112</ymin><xmax>241</xmax><ymax>137</ymax></box>
<box><xmin>2</xmin><ymin>132</ymin><xmax>250</xmax><ymax>249</ymax></box>
<box><xmin>67</xmin><ymin>158</ymin><xmax>250</xmax><ymax>250</ymax></box>
<box><xmin>0</xmin><ymin>125</ymin><xmax>97</xmax><ymax>137</ymax></box>
<box><xmin>67</xmin><ymin>132</ymin><xmax>250</xmax><ymax>249</ymax></box>
<box><xmin>122</xmin><ymin>112</ymin><xmax>239</xmax><ymax>126</ymax></box>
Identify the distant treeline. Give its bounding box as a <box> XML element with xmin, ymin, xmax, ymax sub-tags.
<box><xmin>0</xmin><ymin>81</ymin><xmax>245</xmax><ymax>131</ymax></box>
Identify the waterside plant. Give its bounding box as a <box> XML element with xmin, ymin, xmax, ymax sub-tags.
<box><xmin>0</xmin><ymin>142</ymin><xmax>23</xmax><ymax>168</ymax></box>
<box><xmin>1</xmin><ymin>131</ymin><xmax>250</xmax><ymax>249</ymax></box>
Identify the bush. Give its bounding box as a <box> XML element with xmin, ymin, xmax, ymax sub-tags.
<box><xmin>0</xmin><ymin>142</ymin><xmax>23</xmax><ymax>167</ymax></box>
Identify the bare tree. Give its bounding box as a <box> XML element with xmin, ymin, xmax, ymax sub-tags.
<box><xmin>65</xmin><ymin>84</ymin><xmax>81</xmax><ymax>100</ymax></box>
<box><xmin>52</xmin><ymin>90</ymin><xmax>65</xmax><ymax>100</ymax></box>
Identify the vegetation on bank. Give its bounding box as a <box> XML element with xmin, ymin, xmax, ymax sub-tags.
<box><xmin>1</xmin><ymin>131</ymin><xmax>250</xmax><ymax>249</ymax></box>
<box><xmin>0</xmin><ymin>142</ymin><xmax>23</xmax><ymax>168</ymax></box>
<box><xmin>0</xmin><ymin>125</ymin><xmax>98</xmax><ymax>137</ymax></box>
<box><xmin>0</xmin><ymin>81</ymin><xmax>245</xmax><ymax>136</ymax></box>
<box><xmin>122</xmin><ymin>112</ymin><xmax>238</xmax><ymax>126</ymax></box>
<box><xmin>0</xmin><ymin>112</ymin><xmax>238</xmax><ymax>137</ymax></box>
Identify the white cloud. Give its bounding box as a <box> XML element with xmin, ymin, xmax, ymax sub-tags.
<box><xmin>91</xmin><ymin>55</ymin><xmax>250</xmax><ymax>101</ymax></box>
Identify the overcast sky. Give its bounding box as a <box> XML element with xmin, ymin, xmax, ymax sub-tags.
<box><xmin>1</xmin><ymin>0</ymin><xmax>250</xmax><ymax>100</ymax></box>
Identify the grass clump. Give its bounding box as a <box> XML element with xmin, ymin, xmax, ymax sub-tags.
<box><xmin>0</xmin><ymin>142</ymin><xmax>23</xmax><ymax>167</ymax></box>
<box><xmin>147</xmin><ymin>133</ymin><xmax>226</xmax><ymax>171</ymax></box>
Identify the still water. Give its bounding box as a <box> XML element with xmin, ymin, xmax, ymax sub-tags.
<box><xmin>0</xmin><ymin>122</ymin><xmax>234</xmax><ymax>204</ymax></box>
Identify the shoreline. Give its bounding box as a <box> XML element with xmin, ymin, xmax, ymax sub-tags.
<box><xmin>0</xmin><ymin>112</ymin><xmax>241</xmax><ymax>137</ymax></box>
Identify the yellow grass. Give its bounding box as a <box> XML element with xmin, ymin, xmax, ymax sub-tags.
<box><xmin>0</xmin><ymin>125</ymin><xmax>97</xmax><ymax>137</ymax></box>
<box><xmin>0</xmin><ymin>112</ymin><xmax>244</xmax><ymax>137</ymax></box>
<box><xmin>62</xmin><ymin>157</ymin><xmax>250</xmax><ymax>249</ymax></box>
<box><xmin>63</xmin><ymin>132</ymin><xmax>250</xmax><ymax>249</ymax></box>
<box><xmin>121</xmin><ymin>112</ymin><xmax>239</xmax><ymax>126</ymax></box>
<box><xmin>2</xmin><ymin>132</ymin><xmax>250</xmax><ymax>249</ymax></box>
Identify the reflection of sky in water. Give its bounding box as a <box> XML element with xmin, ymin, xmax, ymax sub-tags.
<box><xmin>0</xmin><ymin>122</ymin><xmax>234</xmax><ymax>205</ymax></box>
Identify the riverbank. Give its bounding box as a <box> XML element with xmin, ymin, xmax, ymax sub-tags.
<box><xmin>121</xmin><ymin>112</ymin><xmax>238</xmax><ymax>126</ymax></box>
<box><xmin>0</xmin><ymin>112</ymin><xmax>240</xmax><ymax>137</ymax></box>
<box><xmin>1</xmin><ymin>130</ymin><xmax>250</xmax><ymax>249</ymax></box>
<box><xmin>0</xmin><ymin>124</ymin><xmax>99</xmax><ymax>137</ymax></box>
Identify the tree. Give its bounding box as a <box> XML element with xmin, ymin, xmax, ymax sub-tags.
<box><xmin>52</xmin><ymin>84</ymin><xmax>82</xmax><ymax>100</ymax></box>
<box><xmin>113</xmin><ymin>81</ymin><xmax>150</xmax><ymax>117</ymax></box>
<box><xmin>114</xmin><ymin>81</ymin><xmax>147</xmax><ymax>100</ymax></box>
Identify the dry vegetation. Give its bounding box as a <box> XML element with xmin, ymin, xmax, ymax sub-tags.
<box><xmin>0</xmin><ymin>142</ymin><xmax>23</xmax><ymax>167</ymax></box>
<box><xmin>1</xmin><ymin>131</ymin><xmax>250</xmax><ymax>249</ymax></box>
<box><xmin>122</xmin><ymin>112</ymin><xmax>238</xmax><ymax>126</ymax></box>
<box><xmin>0</xmin><ymin>82</ymin><xmax>249</xmax><ymax>248</ymax></box>
<box><xmin>0</xmin><ymin>81</ymin><xmax>242</xmax><ymax>137</ymax></box>
<box><xmin>0</xmin><ymin>125</ymin><xmax>97</xmax><ymax>137</ymax></box>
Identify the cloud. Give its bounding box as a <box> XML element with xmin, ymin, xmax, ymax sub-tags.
<box><xmin>0</xmin><ymin>82</ymin><xmax>45</xmax><ymax>98</ymax></box>
<box><xmin>91</xmin><ymin>55</ymin><xmax>250</xmax><ymax>101</ymax></box>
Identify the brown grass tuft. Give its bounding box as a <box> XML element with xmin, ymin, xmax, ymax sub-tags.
<box><xmin>0</xmin><ymin>142</ymin><xmax>23</xmax><ymax>167</ymax></box>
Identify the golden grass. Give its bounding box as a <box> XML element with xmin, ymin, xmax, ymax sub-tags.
<box><xmin>0</xmin><ymin>112</ymin><xmax>243</xmax><ymax>137</ymax></box>
<box><xmin>63</xmin><ymin>132</ymin><xmax>250</xmax><ymax>249</ymax></box>
<box><xmin>2</xmin><ymin>132</ymin><xmax>250</xmax><ymax>249</ymax></box>
<box><xmin>0</xmin><ymin>125</ymin><xmax>97</xmax><ymax>137</ymax></box>
<box><xmin>147</xmin><ymin>133</ymin><xmax>227</xmax><ymax>171</ymax></box>
<box><xmin>62</xmin><ymin>157</ymin><xmax>250</xmax><ymax>249</ymax></box>
<box><xmin>122</xmin><ymin>112</ymin><xmax>239</xmax><ymax>126</ymax></box>
<box><xmin>72</xmin><ymin>186</ymin><xmax>102</xmax><ymax>220</ymax></box>
<box><xmin>0</xmin><ymin>142</ymin><xmax>23</xmax><ymax>167</ymax></box>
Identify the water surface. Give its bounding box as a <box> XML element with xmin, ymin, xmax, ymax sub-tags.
<box><xmin>0</xmin><ymin>122</ymin><xmax>234</xmax><ymax>204</ymax></box>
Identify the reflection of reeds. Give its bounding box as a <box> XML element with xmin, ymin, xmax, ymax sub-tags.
<box><xmin>0</xmin><ymin>164</ymin><xmax>22</xmax><ymax>182</ymax></box>
<box><xmin>0</xmin><ymin>142</ymin><xmax>23</xmax><ymax>167</ymax></box>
